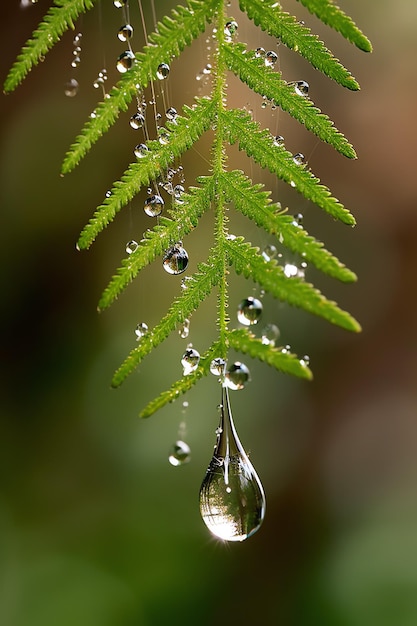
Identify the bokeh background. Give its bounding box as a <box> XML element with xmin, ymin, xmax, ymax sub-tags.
<box><xmin>1</xmin><ymin>1</ymin><xmax>417</xmax><ymax>624</ymax></box>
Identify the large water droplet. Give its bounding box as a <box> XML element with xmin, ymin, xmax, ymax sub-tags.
<box><xmin>64</xmin><ymin>78</ymin><xmax>79</xmax><ymax>97</ymax></box>
<box><xmin>181</xmin><ymin>348</ymin><xmax>200</xmax><ymax>375</ymax></box>
<box><xmin>169</xmin><ymin>440</ymin><xmax>191</xmax><ymax>466</ymax></box>
<box><xmin>156</xmin><ymin>63</ymin><xmax>170</xmax><ymax>80</ymax></box>
<box><xmin>163</xmin><ymin>243</ymin><xmax>189</xmax><ymax>275</ymax></box>
<box><xmin>225</xmin><ymin>362</ymin><xmax>251</xmax><ymax>391</ymax></box>
<box><xmin>144</xmin><ymin>194</ymin><xmax>164</xmax><ymax>217</ymax></box>
<box><xmin>117</xmin><ymin>24</ymin><xmax>134</xmax><ymax>42</ymax></box>
<box><xmin>116</xmin><ymin>51</ymin><xmax>135</xmax><ymax>73</ymax></box>
<box><xmin>199</xmin><ymin>387</ymin><xmax>266</xmax><ymax>541</ymax></box>
<box><xmin>134</xmin><ymin>143</ymin><xmax>149</xmax><ymax>158</ymax></box>
<box><xmin>210</xmin><ymin>358</ymin><xmax>226</xmax><ymax>377</ymax></box>
<box><xmin>261</xmin><ymin>323</ymin><xmax>280</xmax><ymax>346</ymax></box>
<box><xmin>237</xmin><ymin>297</ymin><xmax>263</xmax><ymax>326</ymax></box>
<box><xmin>130</xmin><ymin>112</ymin><xmax>145</xmax><ymax>129</ymax></box>
<box><xmin>224</xmin><ymin>20</ymin><xmax>238</xmax><ymax>38</ymax></box>
<box><xmin>294</xmin><ymin>80</ymin><xmax>309</xmax><ymax>97</ymax></box>
<box><xmin>264</xmin><ymin>51</ymin><xmax>278</xmax><ymax>67</ymax></box>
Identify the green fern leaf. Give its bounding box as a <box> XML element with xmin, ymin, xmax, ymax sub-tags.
<box><xmin>226</xmin><ymin>236</ymin><xmax>361</xmax><ymax>332</ymax></box>
<box><xmin>224</xmin><ymin>43</ymin><xmax>356</xmax><ymax>158</ymax></box>
<box><xmin>227</xmin><ymin>328</ymin><xmax>312</xmax><ymax>379</ymax></box>
<box><xmin>77</xmin><ymin>97</ymin><xmax>216</xmax><ymax>249</ymax></box>
<box><xmin>3</xmin><ymin>0</ymin><xmax>96</xmax><ymax>94</ymax></box>
<box><xmin>112</xmin><ymin>256</ymin><xmax>222</xmax><ymax>388</ymax></box>
<box><xmin>61</xmin><ymin>0</ymin><xmax>217</xmax><ymax>173</ymax></box>
<box><xmin>239</xmin><ymin>0</ymin><xmax>359</xmax><ymax>90</ymax></box>
<box><xmin>222</xmin><ymin>170</ymin><xmax>357</xmax><ymax>283</ymax></box>
<box><xmin>222</xmin><ymin>108</ymin><xmax>355</xmax><ymax>225</ymax></box>
<box><xmin>98</xmin><ymin>183</ymin><xmax>211</xmax><ymax>311</ymax></box>
<box><xmin>297</xmin><ymin>0</ymin><xmax>373</xmax><ymax>52</ymax></box>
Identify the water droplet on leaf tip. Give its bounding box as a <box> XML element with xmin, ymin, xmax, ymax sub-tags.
<box><xmin>156</xmin><ymin>63</ymin><xmax>170</xmax><ymax>80</ymax></box>
<box><xmin>116</xmin><ymin>50</ymin><xmax>135</xmax><ymax>73</ymax></box>
<box><xmin>294</xmin><ymin>80</ymin><xmax>309</xmax><ymax>97</ymax></box>
<box><xmin>181</xmin><ymin>348</ymin><xmax>200</xmax><ymax>375</ymax></box>
<box><xmin>169</xmin><ymin>440</ymin><xmax>191</xmax><ymax>466</ymax></box>
<box><xmin>135</xmin><ymin>322</ymin><xmax>148</xmax><ymax>339</ymax></box>
<box><xmin>237</xmin><ymin>297</ymin><xmax>263</xmax><ymax>326</ymax></box>
<box><xmin>163</xmin><ymin>243</ymin><xmax>189</xmax><ymax>275</ymax></box>
<box><xmin>293</xmin><ymin>153</ymin><xmax>305</xmax><ymax>166</ymax></box>
<box><xmin>265</xmin><ymin>51</ymin><xmax>278</xmax><ymax>67</ymax></box>
<box><xmin>166</xmin><ymin>106</ymin><xmax>177</xmax><ymax>120</ymax></box>
<box><xmin>273</xmin><ymin>135</ymin><xmax>284</xmax><ymax>147</ymax></box>
<box><xmin>134</xmin><ymin>143</ymin><xmax>149</xmax><ymax>158</ymax></box>
<box><xmin>300</xmin><ymin>354</ymin><xmax>310</xmax><ymax>366</ymax></box>
<box><xmin>261</xmin><ymin>323</ymin><xmax>280</xmax><ymax>346</ymax></box>
<box><xmin>210</xmin><ymin>358</ymin><xmax>226</xmax><ymax>377</ymax></box>
<box><xmin>255</xmin><ymin>47</ymin><xmax>266</xmax><ymax>58</ymax></box>
<box><xmin>117</xmin><ymin>24</ymin><xmax>134</xmax><ymax>42</ymax></box>
<box><xmin>126</xmin><ymin>240</ymin><xmax>138</xmax><ymax>254</ymax></box>
<box><xmin>225</xmin><ymin>362</ymin><xmax>251</xmax><ymax>391</ymax></box>
<box><xmin>199</xmin><ymin>387</ymin><xmax>265</xmax><ymax>541</ymax></box>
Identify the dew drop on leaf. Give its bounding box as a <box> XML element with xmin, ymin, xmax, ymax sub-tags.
<box><xmin>169</xmin><ymin>440</ymin><xmax>191</xmax><ymax>466</ymax></box>
<box><xmin>181</xmin><ymin>348</ymin><xmax>200</xmax><ymax>375</ymax></box>
<box><xmin>116</xmin><ymin>50</ymin><xmax>135</xmax><ymax>73</ymax></box>
<box><xmin>264</xmin><ymin>51</ymin><xmax>278</xmax><ymax>67</ymax></box>
<box><xmin>255</xmin><ymin>47</ymin><xmax>266</xmax><ymax>58</ymax></box>
<box><xmin>135</xmin><ymin>322</ymin><xmax>148</xmax><ymax>339</ymax></box>
<box><xmin>262</xmin><ymin>244</ymin><xmax>277</xmax><ymax>261</ymax></box>
<box><xmin>225</xmin><ymin>362</ymin><xmax>251</xmax><ymax>390</ymax></box>
<box><xmin>293</xmin><ymin>153</ymin><xmax>305</xmax><ymax>166</ymax></box>
<box><xmin>224</xmin><ymin>20</ymin><xmax>238</xmax><ymax>38</ymax></box>
<box><xmin>210</xmin><ymin>358</ymin><xmax>226</xmax><ymax>377</ymax></box>
<box><xmin>163</xmin><ymin>243</ymin><xmax>189</xmax><ymax>275</ymax></box>
<box><xmin>144</xmin><ymin>195</ymin><xmax>164</xmax><ymax>217</ymax></box>
<box><xmin>273</xmin><ymin>135</ymin><xmax>284</xmax><ymax>147</ymax></box>
<box><xmin>261</xmin><ymin>323</ymin><xmax>280</xmax><ymax>346</ymax></box>
<box><xmin>134</xmin><ymin>143</ymin><xmax>149</xmax><ymax>158</ymax></box>
<box><xmin>156</xmin><ymin>63</ymin><xmax>170</xmax><ymax>80</ymax></box>
<box><xmin>294</xmin><ymin>80</ymin><xmax>309</xmax><ymax>97</ymax></box>
<box><xmin>179</xmin><ymin>318</ymin><xmax>190</xmax><ymax>339</ymax></box>
<box><xmin>237</xmin><ymin>297</ymin><xmax>263</xmax><ymax>326</ymax></box>
<box><xmin>166</xmin><ymin>107</ymin><xmax>177</xmax><ymax>121</ymax></box>
<box><xmin>199</xmin><ymin>386</ymin><xmax>265</xmax><ymax>541</ymax></box>
<box><xmin>126</xmin><ymin>240</ymin><xmax>138</xmax><ymax>254</ymax></box>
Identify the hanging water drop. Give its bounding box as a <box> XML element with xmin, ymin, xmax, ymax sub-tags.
<box><xmin>265</xmin><ymin>50</ymin><xmax>278</xmax><ymax>67</ymax></box>
<box><xmin>224</xmin><ymin>20</ymin><xmax>238</xmax><ymax>38</ymax></box>
<box><xmin>156</xmin><ymin>63</ymin><xmax>170</xmax><ymax>80</ymax></box>
<box><xmin>116</xmin><ymin>50</ymin><xmax>135</xmax><ymax>73</ymax></box>
<box><xmin>179</xmin><ymin>318</ymin><xmax>190</xmax><ymax>339</ymax></box>
<box><xmin>113</xmin><ymin>0</ymin><xmax>127</xmax><ymax>7</ymax></box>
<box><xmin>144</xmin><ymin>195</ymin><xmax>164</xmax><ymax>217</ymax></box>
<box><xmin>64</xmin><ymin>78</ymin><xmax>79</xmax><ymax>97</ymax></box>
<box><xmin>163</xmin><ymin>243</ymin><xmax>189</xmax><ymax>275</ymax></box>
<box><xmin>262</xmin><ymin>244</ymin><xmax>277</xmax><ymax>262</ymax></box>
<box><xmin>261</xmin><ymin>323</ymin><xmax>280</xmax><ymax>346</ymax></box>
<box><xmin>294</xmin><ymin>80</ymin><xmax>309</xmax><ymax>97</ymax></box>
<box><xmin>210</xmin><ymin>358</ymin><xmax>226</xmax><ymax>377</ymax></box>
<box><xmin>117</xmin><ymin>24</ymin><xmax>134</xmax><ymax>42</ymax></box>
<box><xmin>134</xmin><ymin>143</ymin><xmax>149</xmax><ymax>158</ymax></box>
<box><xmin>225</xmin><ymin>362</ymin><xmax>251</xmax><ymax>391</ymax></box>
<box><xmin>199</xmin><ymin>386</ymin><xmax>266</xmax><ymax>541</ymax></box>
<box><xmin>126</xmin><ymin>240</ymin><xmax>138</xmax><ymax>254</ymax></box>
<box><xmin>181</xmin><ymin>348</ymin><xmax>200</xmax><ymax>375</ymax></box>
<box><xmin>130</xmin><ymin>112</ymin><xmax>145</xmax><ymax>129</ymax></box>
<box><xmin>169</xmin><ymin>440</ymin><xmax>191</xmax><ymax>466</ymax></box>
<box><xmin>237</xmin><ymin>297</ymin><xmax>263</xmax><ymax>326</ymax></box>
<box><xmin>134</xmin><ymin>322</ymin><xmax>149</xmax><ymax>339</ymax></box>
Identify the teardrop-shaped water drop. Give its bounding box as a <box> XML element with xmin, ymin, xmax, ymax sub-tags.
<box><xmin>199</xmin><ymin>387</ymin><xmax>266</xmax><ymax>541</ymax></box>
<box><xmin>294</xmin><ymin>80</ymin><xmax>309</xmax><ymax>97</ymax></box>
<box><xmin>181</xmin><ymin>348</ymin><xmax>200</xmax><ymax>375</ymax></box>
<box><xmin>64</xmin><ymin>78</ymin><xmax>79</xmax><ymax>97</ymax></box>
<box><xmin>130</xmin><ymin>112</ymin><xmax>145</xmax><ymax>129</ymax></box>
<box><xmin>116</xmin><ymin>50</ymin><xmax>135</xmax><ymax>73</ymax></box>
<box><xmin>178</xmin><ymin>318</ymin><xmax>190</xmax><ymax>339</ymax></box>
<box><xmin>117</xmin><ymin>24</ymin><xmax>134</xmax><ymax>42</ymax></box>
<box><xmin>144</xmin><ymin>194</ymin><xmax>164</xmax><ymax>217</ymax></box>
<box><xmin>168</xmin><ymin>440</ymin><xmax>191</xmax><ymax>466</ymax></box>
<box><xmin>156</xmin><ymin>63</ymin><xmax>170</xmax><ymax>80</ymax></box>
<box><xmin>225</xmin><ymin>362</ymin><xmax>251</xmax><ymax>390</ymax></box>
<box><xmin>237</xmin><ymin>297</ymin><xmax>263</xmax><ymax>326</ymax></box>
<box><xmin>163</xmin><ymin>243</ymin><xmax>189</xmax><ymax>275</ymax></box>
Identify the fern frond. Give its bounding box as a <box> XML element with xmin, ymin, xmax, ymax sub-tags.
<box><xmin>3</xmin><ymin>0</ymin><xmax>96</xmax><ymax>94</ymax></box>
<box><xmin>297</xmin><ymin>0</ymin><xmax>372</xmax><ymax>53</ymax></box>
<box><xmin>227</xmin><ymin>329</ymin><xmax>312</xmax><ymax>379</ymax></box>
<box><xmin>222</xmin><ymin>109</ymin><xmax>355</xmax><ymax>225</ymax></box>
<box><xmin>61</xmin><ymin>0</ymin><xmax>217</xmax><ymax>173</ymax></box>
<box><xmin>77</xmin><ymin>97</ymin><xmax>216</xmax><ymax>249</ymax></box>
<box><xmin>112</xmin><ymin>256</ymin><xmax>222</xmax><ymax>387</ymax></box>
<box><xmin>226</xmin><ymin>236</ymin><xmax>361</xmax><ymax>332</ymax></box>
<box><xmin>239</xmin><ymin>0</ymin><xmax>359</xmax><ymax>90</ymax></box>
<box><xmin>224</xmin><ymin>43</ymin><xmax>356</xmax><ymax>159</ymax></box>
<box><xmin>222</xmin><ymin>170</ymin><xmax>357</xmax><ymax>283</ymax></box>
<box><xmin>98</xmin><ymin>183</ymin><xmax>211</xmax><ymax>311</ymax></box>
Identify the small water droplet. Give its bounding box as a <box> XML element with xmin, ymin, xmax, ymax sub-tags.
<box><xmin>293</xmin><ymin>213</ymin><xmax>303</xmax><ymax>226</ymax></box>
<box><xmin>156</xmin><ymin>63</ymin><xmax>170</xmax><ymax>80</ymax></box>
<box><xmin>113</xmin><ymin>0</ymin><xmax>127</xmax><ymax>7</ymax></box>
<box><xmin>130</xmin><ymin>112</ymin><xmax>145</xmax><ymax>129</ymax></box>
<box><xmin>169</xmin><ymin>440</ymin><xmax>191</xmax><ymax>466</ymax></box>
<box><xmin>281</xmin><ymin>344</ymin><xmax>291</xmax><ymax>354</ymax></box>
<box><xmin>237</xmin><ymin>297</ymin><xmax>263</xmax><ymax>326</ymax></box>
<box><xmin>224</xmin><ymin>20</ymin><xmax>238</xmax><ymax>38</ymax></box>
<box><xmin>116</xmin><ymin>51</ymin><xmax>135</xmax><ymax>73</ymax></box>
<box><xmin>225</xmin><ymin>362</ymin><xmax>251</xmax><ymax>391</ymax></box>
<box><xmin>135</xmin><ymin>322</ymin><xmax>149</xmax><ymax>339</ymax></box>
<box><xmin>166</xmin><ymin>107</ymin><xmax>177</xmax><ymax>121</ymax></box>
<box><xmin>199</xmin><ymin>387</ymin><xmax>265</xmax><ymax>541</ymax></box>
<box><xmin>71</xmin><ymin>56</ymin><xmax>81</xmax><ymax>68</ymax></box>
<box><xmin>261</xmin><ymin>323</ymin><xmax>280</xmax><ymax>346</ymax></box>
<box><xmin>144</xmin><ymin>194</ymin><xmax>164</xmax><ymax>217</ymax></box>
<box><xmin>284</xmin><ymin>263</ymin><xmax>299</xmax><ymax>278</ymax></box>
<box><xmin>181</xmin><ymin>348</ymin><xmax>200</xmax><ymax>375</ymax></box>
<box><xmin>300</xmin><ymin>354</ymin><xmax>310</xmax><ymax>367</ymax></box>
<box><xmin>105</xmin><ymin>190</ymin><xmax>112</xmax><ymax>198</ymax></box>
<box><xmin>273</xmin><ymin>135</ymin><xmax>284</xmax><ymax>147</ymax></box>
<box><xmin>64</xmin><ymin>78</ymin><xmax>79</xmax><ymax>97</ymax></box>
<box><xmin>163</xmin><ymin>243</ymin><xmax>189</xmax><ymax>275</ymax></box>
<box><xmin>179</xmin><ymin>318</ymin><xmax>190</xmax><ymax>339</ymax></box>
<box><xmin>203</xmin><ymin>63</ymin><xmax>212</xmax><ymax>75</ymax></box>
<box><xmin>126</xmin><ymin>240</ymin><xmax>138</xmax><ymax>254</ymax></box>
<box><xmin>294</xmin><ymin>80</ymin><xmax>309</xmax><ymax>97</ymax></box>
<box><xmin>134</xmin><ymin>143</ymin><xmax>149</xmax><ymax>158</ymax></box>
<box><xmin>117</xmin><ymin>24</ymin><xmax>134</xmax><ymax>42</ymax></box>
<box><xmin>158</xmin><ymin>127</ymin><xmax>170</xmax><ymax>145</ymax></box>
<box><xmin>265</xmin><ymin>51</ymin><xmax>278</xmax><ymax>67</ymax></box>
<box><xmin>210</xmin><ymin>358</ymin><xmax>226</xmax><ymax>377</ymax></box>
<box><xmin>255</xmin><ymin>47</ymin><xmax>266</xmax><ymax>58</ymax></box>
<box><xmin>293</xmin><ymin>153</ymin><xmax>305</xmax><ymax>166</ymax></box>
<box><xmin>262</xmin><ymin>244</ymin><xmax>277</xmax><ymax>261</ymax></box>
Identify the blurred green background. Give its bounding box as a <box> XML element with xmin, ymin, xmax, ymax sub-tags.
<box><xmin>1</xmin><ymin>1</ymin><xmax>417</xmax><ymax>625</ymax></box>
